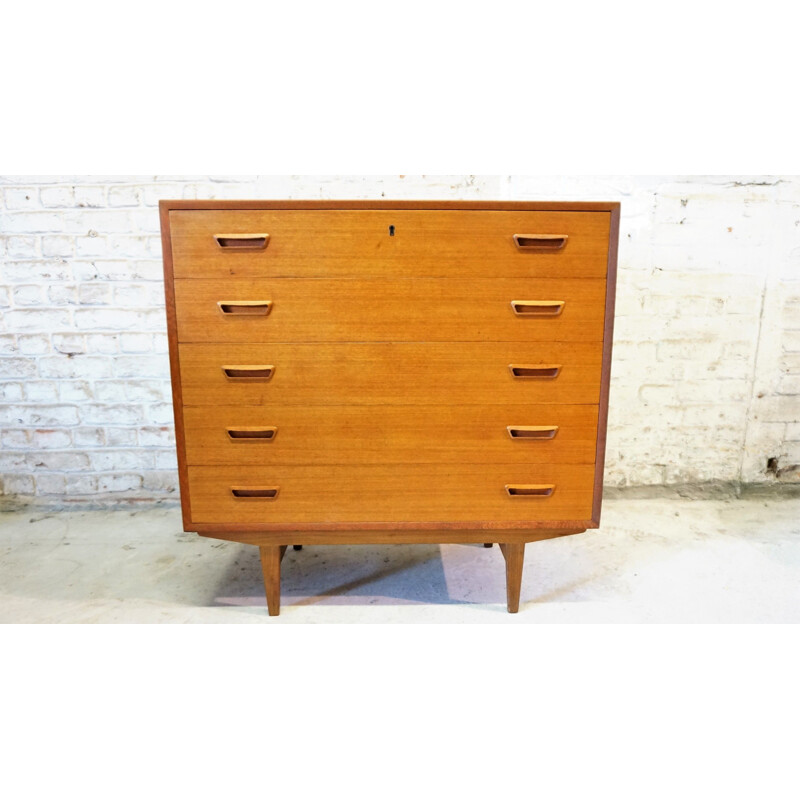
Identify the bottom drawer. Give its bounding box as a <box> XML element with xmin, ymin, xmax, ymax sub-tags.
<box><xmin>186</xmin><ymin>464</ymin><xmax>595</xmax><ymax>524</ymax></box>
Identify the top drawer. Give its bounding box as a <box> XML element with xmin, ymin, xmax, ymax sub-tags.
<box><xmin>169</xmin><ymin>209</ymin><xmax>611</xmax><ymax>279</ymax></box>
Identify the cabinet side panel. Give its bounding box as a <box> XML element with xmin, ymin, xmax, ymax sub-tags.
<box><xmin>159</xmin><ymin>202</ymin><xmax>192</xmax><ymax>528</ymax></box>
<box><xmin>592</xmin><ymin>205</ymin><xmax>620</xmax><ymax>525</ymax></box>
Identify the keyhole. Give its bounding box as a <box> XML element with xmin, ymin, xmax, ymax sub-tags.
<box><xmin>389</xmin><ymin>225</ymin><xmax>395</xmax><ymax>236</ymax></box>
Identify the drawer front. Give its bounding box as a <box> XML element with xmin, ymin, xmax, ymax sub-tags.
<box><xmin>173</xmin><ymin>278</ymin><xmax>607</xmax><ymax>343</ymax></box>
<box><xmin>169</xmin><ymin>209</ymin><xmax>610</xmax><ymax>279</ymax></box>
<box><xmin>178</xmin><ymin>342</ymin><xmax>603</xmax><ymax>407</ymax></box>
<box><xmin>182</xmin><ymin>404</ymin><xmax>599</xmax><ymax>466</ymax></box>
<box><xmin>187</xmin><ymin>464</ymin><xmax>596</xmax><ymax>524</ymax></box>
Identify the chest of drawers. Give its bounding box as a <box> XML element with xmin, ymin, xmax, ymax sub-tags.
<box><xmin>159</xmin><ymin>200</ymin><xmax>620</xmax><ymax>615</ymax></box>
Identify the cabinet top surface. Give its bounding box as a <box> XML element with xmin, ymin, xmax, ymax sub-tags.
<box><xmin>160</xmin><ymin>200</ymin><xmax>620</xmax><ymax>213</ymax></box>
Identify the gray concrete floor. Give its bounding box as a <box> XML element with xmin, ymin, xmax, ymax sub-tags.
<box><xmin>1</xmin><ymin>493</ymin><xmax>798</xmax><ymax>622</ymax></box>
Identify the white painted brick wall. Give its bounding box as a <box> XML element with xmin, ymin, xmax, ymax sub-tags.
<box><xmin>1</xmin><ymin>175</ymin><xmax>799</xmax><ymax>506</ymax></box>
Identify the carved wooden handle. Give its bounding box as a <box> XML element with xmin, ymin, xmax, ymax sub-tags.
<box><xmin>509</xmin><ymin>365</ymin><xmax>561</xmax><ymax>379</ymax></box>
<box><xmin>505</xmin><ymin>484</ymin><xmax>555</xmax><ymax>497</ymax></box>
<box><xmin>231</xmin><ymin>487</ymin><xmax>279</xmax><ymax>499</ymax></box>
<box><xmin>218</xmin><ymin>301</ymin><xmax>273</xmax><ymax>316</ymax></box>
<box><xmin>507</xmin><ymin>426</ymin><xmax>559</xmax><ymax>440</ymax></box>
<box><xmin>513</xmin><ymin>234</ymin><xmax>568</xmax><ymax>252</ymax></box>
<box><xmin>214</xmin><ymin>234</ymin><xmax>270</xmax><ymax>250</ymax></box>
<box><xmin>222</xmin><ymin>365</ymin><xmax>274</xmax><ymax>380</ymax></box>
<box><xmin>510</xmin><ymin>301</ymin><xmax>565</xmax><ymax>316</ymax></box>
<box><xmin>227</xmin><ymin>427</ymin><xmax>277</xmax><ymax>441</ymax></box>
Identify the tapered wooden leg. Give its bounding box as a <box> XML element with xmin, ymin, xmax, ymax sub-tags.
<box><xmin>259</xmin><ymin>545</ymin><xmax>286</xmax><ymax>616</ymax></box>
<box><xmin>498</xmin><ymin>542</ymin><xmax>525</xmax><ymax>613</ymax></box>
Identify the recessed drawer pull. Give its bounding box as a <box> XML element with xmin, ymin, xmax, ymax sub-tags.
<box><xmin>218</xmin><ymin>301</ymin><xmax>273</xmax><ymax>316</ymax></box>
<box><xmin>513</xmin><ymin>234</ymin><xmax>568</xmax><ymax>252</ymax></box>
<box><xmin>505</xmin><ymin>484</ymin><xmax>555</xmax><ymax>497</ymax></box>
<box><xmin>507</xmin><ymin>426</ymin><xmax>559</xmax><ymax>440</ymax></box>
<box><xmin>509</xmin><ymin>364</ymin><xmax>561</xmax><ymax>379</ymax></box>
<box><xmin>231</xmin><ymin>487</ymin><xmax>279</xmax><ymax>499</ymax></box>
<box><xmin>510</xmin><ymin>300</ymin><xmax>565</xmax><ymax>316</ymax></box>
<box><xmin>214</xmin><ymin>233</ymin><xmax>270</xmax><ymax>250</ymax></box>
<box><xmin>222</xmin><ymin>365</ymin><xmax>274</xmax><ymax>380</ymax></box>
<box><xmin>227</xmin><ymin>427</ymin><xmax>278</xmax><ymax>441</ymax></box>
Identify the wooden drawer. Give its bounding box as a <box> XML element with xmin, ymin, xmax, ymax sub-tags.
<box><xmin>173</xmin><ymin>278</ymin><xmax>607</xmax><ymax>343</ymax></box>
<box><xmin>169</xmin><ymin>209</ymin><xmax>611</xmax><ymax>279</ymax></box>
<box><xmin>178</xmin><ymin>342</ymin><xmax>602</xmax><ymax>407</ymax></box>
<box><xmin>186</xmin><ymin>463</ymin><xmax>596</xmax><ymax>524</ymax></box>
<box><xmin>182</xmin><ymin>404</ymin><xmax>599</xmax><ymax>466</ymax></box>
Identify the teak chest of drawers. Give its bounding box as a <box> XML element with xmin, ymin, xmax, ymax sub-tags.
<box><xmin>159</xmin><ymin>200</ymin><xmax>620</xmax><ymax>615</ymax></box>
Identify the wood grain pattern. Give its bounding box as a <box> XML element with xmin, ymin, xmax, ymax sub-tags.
<box><xmin>173</xmin><ymin>278</ymin><xmax>607</xmax><ymax>343</ymax></box>
<box><xmin>159</xmin><ymin>200</ymin><xmax>619</xmax><ymax>613</ymax></box>
<box><xmin>187</xmin><ymin>463</ymin><xmax>595</xmax><ymax>524</ymax></box>
<box><xmin>159</xmin><ymin>202</ymin><xmax>192</xmax><ymax>529</ymax></box>
<box><xmin>170</xmin><ymin>209</ymin><xmax>611</xmax><ymax>279</ymax></box>
<box><xmin>178</xmin><ymin>342</ymin><xmax>602</xmax><ymax>407</ymax></box>
<box><xmin>181</xmin><ymin>404</ymin><xmax>599</xmax><ymax>465</ymax></box>
<box><xmin>592</xmin><ymin>203</ymin><xmax>620</xmax><ymax>526</ymax></box>
<box><xmin>499</xmin><ymin>542</ymin><xmax>525</xmax><ymax>612</ymax></box>
<box><xmin>198</xmin><ymin>527</ymin><xmax>588</xmax><ymax>545</ymax></box>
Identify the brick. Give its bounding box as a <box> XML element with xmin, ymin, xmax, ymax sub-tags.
<box><xmin>63</xmin><ymin>210</ymin><xmax>134</xmax><ymax>236</ymax></box>
<box><xmin>97</xmin><ymin>473</ymin><xmax>142</xmax><ymax>493</ymax></box>
<box><xmin>59</xmin><ymin>381</ymin><xmax>92</xmax><ymax>402</ymax></box>
<box><xmin>65</xmin><ymin>474</ymin><xmax>99</xmax><ymax>494</ymax></box>
<box><xmin>139</xmin><ymin>426</ymin><xmax>174</xmax><ymax>446</ymax></box>
<box><xmin>0</xmin><ymin>474</ymin><xmax>35</xmax><ymax>495</ymax></box>
<box><xmin>75</xmin><ymin>236</ymin><xmax>108</xmax><ymax>257</ymax></box>
<box><xmin>0</xmin><ymin>335</ymin><xmax>17</xmax><ymax>354</ymax></box>
<box><xmin>154</xmin><ymin>450</ymin><xmax>178</xmax><ymax>469</ymax></box>
<box><xmin>0</xmin><ymin>287</ymin><xmax>9</xmax><ymax>307</ymax></box>
<box><xmin>120</xmin><ymin>333</ymin><xmax>154</xmax><ymax>352</ymax></box>
<box><xmin>77</xmin><ymin>284</ymin><xmax>110</xmax><ymax>305</ymax></box>
<box><xmin>73</xmin><ymin>427</ymin><xmax>106</xmax><ymax>447</ymax></box>
<box><xmin>0</xmin><ymin>212</ymin><xmax>63</xmax><ymax>233</ymax></box>
<box><xmin>113</xmin><ymin>355</ymin><xmax>169</xmax><ymax>378</ymax></box>
<box><xmin>113</xmin><ymin>283</ymin><xmax>163</xmax><ymax>306</ymax></box>
<box><xmin>30</xmin><ymin>451</ymin><xmax>90</xmax><ymax>471</ymax></box>
<box><xmin>89</xmin><ymin>450</ymin><xmax>151</xmax><ymax>471</ymax></box>
<box><xmin>52</xmin><ymin>334</ymin><xmax>86</xmax><ymax>355</ymax></box>
<box><xmin>36</xmin><ymin>474</ymin><xmax>68</xmax><ymax>495</ymax></box>
<box><xmin>0</xmin><ymin>404</ymin><xmax>79</xmax><ymax>427</ymax></box>
<box><xmin>125</xmin><ymin>381</ymin><xmax>167</xmax><ymax>403</ymax></box>
<box><xmin>5</xmin><ymin>236</ymin><xmax>39</xmax><ymax>258</ymax></box>
<box><xmin>93</xmin><ymin>381</ymin><xmax>127</xmax><ymax>403</ymax></box>
<box><xmin>4</xmin><ymin>309</ymin><xmax>71</xmax><ymax>332</ymax></box>
<box><xmin>40</xmin><ymin>187</ymin><xmax>75</xmax><ymax>207</ymax></box>
<box><xmin>0</xmin><ymin>378</ymin><xmax>24</xmax><ymax>401</ymax></box>
<box><xmin>17</xmin><ymin>334</ymin><xmax>50</xmax><ymax>355</ymax></box>
<box><xmin>42</xmin><ymin>236</ymin><xmax>75</xmax><ymax>257</ymax></box>
<box><xmin>30</xmin><ymin>429</ymin><xmax>73</xmax><ymax>449</ymax></box>
<box><xmin>47</xmin><ymin>285</ymin><xmax>78</xmax><ymax>305</ymax></box>
<box><xmin>141</xmin><ymin>471</ymin><xmax>178</xmax><ymax>492</ymax></box>
<box><xmin>12</xmin><ymin>285</ymin><xmax>44</xmax><ymax>306</ymax></box>
<box><xmin>4</xmin><ymin>188</ymin><xmax>38</xmax><ymax>210</ymax></box>
<box><xmin>24</xmin><ymin>381</ymin><xmax>59</xmax><ymax>402</ymax></box>
<box><xmin>147</xmin><ymin>403</ymin><xmax>175</xmax><ymax>425</ymax></box>
<box><xmin>85</xmin><ymin>334</ymin><xmax>119</xmax><ymax>354</ymax></box>
<box><xmin>108</xmin><ymin>186</ymin><xmax>142</xmax><ymax>207</ymax></box>
<box><xmin>0</xmin><ymin>357</ymin><xmax>37</xmax><ymax>378</ymax></box>
<box><xmin>81</xmin><ymin>404</ymin><xmax>144</xmax><ymax>425</ymax></box>
<box><xmin>73</xmin><ymin>308</ymin><xmax>164</xmax><ymax>331</ymax></box>
<box><xmin>106</xmin><ymin>427</ymin><xmax>137</xmax><ymax>446</ymax></box>
<box><xmin>38</xmin><ymin>355</ymin><xmax>112</xmax><ymax>379</ymax></box>
<box><xmin>2</xmin><ymin>260</ymin><xmax>71</xmax><ymax>283</ymax></box>
<box><xmin>74</xmin><ymin>186</ymin><xmax>106</xmax><ymax>208</ymax></box>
